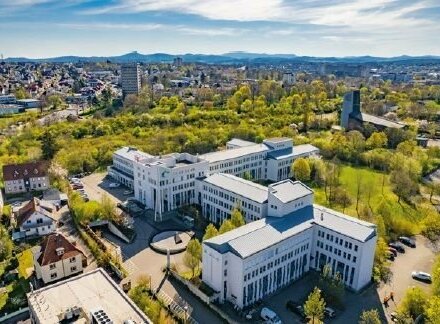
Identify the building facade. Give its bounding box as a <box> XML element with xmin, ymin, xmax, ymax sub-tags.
<box><xmin>202</xmin><ymin>180</ymin><xmax>377</xmax><ymax>308</ymax></box>
<box><xmin>2</xmin><ymin>161</ymin><xmax>50</xmax><ymax>194</ymax></box>
<box><xmin>12</xmin><ymin>198</ymin><xmax>56</xmax><ymax>240</ymax></box>
<box><xmin>121</xmin><ymin>63</ymin><xmax>141</xmax><ymax>96</ymax></box>
<box><xmin>33</xmin><ymin>233</ymin><xmax>85</xmax><ymax>284</ymax></box>
<box><xmin>109</xmin><ymin>138</ymin><xmax>319</xmax><ymax>220</ymax></box>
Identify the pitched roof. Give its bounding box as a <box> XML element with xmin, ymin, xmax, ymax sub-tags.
<box><xmin>37</xmin><ymin>233</ymin><xmax>85</xmax><ymax>266</ymax></box>
<box><xmin>15</xmin><ymin>197</ymin><xmax>54</xmax><ymax>227</ymax></box>
<box><xmin>2</xmin><ymin>160</ymin><xmax>49</xmax><ymax>181</ymax></box>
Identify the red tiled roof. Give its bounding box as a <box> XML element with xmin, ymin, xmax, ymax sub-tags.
<box><xmin>15</xmin><ymin>197</ymin><xmax>53</xmax><ymax>227</ymax></box>
<box><xmin>2</xmin><ymin>161</ymin><xmax>49</xmax><ymax>181</ymax></box>
<box><xmin>37</xmin><ymin>233</ymin><xmax>85</xmax><ymax>266</ymax></box>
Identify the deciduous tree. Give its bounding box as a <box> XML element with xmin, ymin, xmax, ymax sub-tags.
<box><xmin>304</xmin><ymin>287</ymin><xmax>325</xmax><ymax>324</ymax></box>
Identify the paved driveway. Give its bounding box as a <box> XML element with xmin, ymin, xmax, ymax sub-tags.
<box><xmin>378</xmin><ymin>236</ymin><xmax>436</xmax><ymax>319</ymax></box>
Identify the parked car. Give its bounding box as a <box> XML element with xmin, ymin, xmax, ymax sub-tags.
<box><xmin>399</xmin><ymin>236</ymin><xmax>416</xmax><ymax>248</ymax></box>
<box><xmin>108</xmin><ymin>182</ymin><xmax>120</xmax><ymax>188</ymax></box>
<box><xmin>386</xmin><ymin>252</ymin><xmax>395</xmax><ymax>261</ymax></box>
<box><xmin>390</xmin><ymin>312</ymin><xmax>398</xmax><ymax>322</ymax></box>
<box><xmin>411</xmin><ymin>271</ymin><xmax>432</xmax><ymax>283</ymax></box>
<box><xmin>389</xmin><ymin>242</ymin><xmax>405</xmax><ymax>253</ymax></box>
<box><xmin>324</xmin><ymin>307</ymin><xmax>336</xmax><ymax>318</ymax></box>
<box><xmin>260</xmin><ymin>307</ymin><xmax>282</xmax><ymax>324</ymax></box>
<box><xmin>286</xmin><ymin>301</ymin><xmax>306</xmax><ymax>320</ymax></box>
<box><xmin>72</xmin><ymin>184</ymin><xmax>84</xmax><ymax>190</ymax></box>
<box><xmin>123</xmin><ymin>189</ymin><xmax>134</xmax><ymax>196</ymax></box>
<box><xmin>388</xmin><ymin>247</ymin><xmax>398</xmax><ymax>257</ymax></box>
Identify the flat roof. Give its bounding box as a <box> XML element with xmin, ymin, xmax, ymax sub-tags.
<box><xmin>267</xmin><ymin>144</ymin><xmax>319</xmax><ymax>160</ymax></box>
<box><xmin>226</xmin><ymin>138</ymin><xmax>256</xmax><ymax>147</ymax></box>
<box><xmin>200</xmin><ymin>144</ymin><xmax>269</xmax><ymax>163</ymax></box>
<box><xmin>205</xmin><ymin>204</ymin><xmax>376</xmax><ymax>258</ymax></box>
<box><xmin>114</xmin><ymin>146</ymin><xmax>153</xmax><ymax>162</ymax></box>
<box><xmin>27</xmin><ymin>268</ymin><xmax>151</xmax><ymax>324</ymax></box>
<box><xmin>269</xmin><ymin>180</ymin><xmax>313</xmax><ymax>203</ymax></box>
<box><xmin>313</xmin><ymin>205</ymin><xmax>376</xmax><ymax>242</ymax></box>
<box><xmin>202</xmin><ymin>173</ymin><xmax>268</xmax><ymax>204</ymax></box>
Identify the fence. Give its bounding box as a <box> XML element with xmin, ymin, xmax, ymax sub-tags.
<box><xmin>0</xmin><ymin>307</ymin><xmax>29</xmax><ymax>322</ymax></box>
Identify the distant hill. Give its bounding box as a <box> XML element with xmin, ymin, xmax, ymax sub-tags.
<box><xmin>4</xmin><ymin>51</ymin><xmax>440</xmax><ymax>64</ymax></box>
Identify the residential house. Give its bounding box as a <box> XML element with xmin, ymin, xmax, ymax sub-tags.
<box><xmin>2</xmin><ymin>161</ymin><xmax>50</xmax><ymax>195</ymax></box>
<box><xmin>33</xmin><ymin>233</ymin><xmax>86</xmax><ymax>285</ymax></box>
<box><xmin>12</xmin><ymin>198</ymin><xmax>56</xmax><ymax>240</ymax></box>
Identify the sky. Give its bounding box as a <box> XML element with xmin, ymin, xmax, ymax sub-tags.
<box><xmin>0</xmin><ymin>0</ymin><xmax>439</xmax><ymax>58</ymax></box>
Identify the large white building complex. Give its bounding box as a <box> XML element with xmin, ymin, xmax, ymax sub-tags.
<box><xmin>202</xmin><ymin>180</ymin><xmax>377</xmax><ymax>308</ymax></box>
<box><xmin>108</xmin><ymin>138</ymin><xmax>376</xmax><ymax>309</ymax></box>
<box><xmin>109</xmin><ymin>137</ymin><xmax>319</xmax><ymax>220</ymax></box>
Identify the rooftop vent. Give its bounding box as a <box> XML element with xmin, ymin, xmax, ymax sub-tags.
<box><xmin>91</xmin><ymin>308</ymin><xmax>113</xmax><ymax>324</ymax></box>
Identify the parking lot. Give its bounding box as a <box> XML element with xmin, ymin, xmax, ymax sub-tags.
<box><xmin>378</xmin><ymin>235</ymin><xmax>436</xmax><ymax>319</ymax></box>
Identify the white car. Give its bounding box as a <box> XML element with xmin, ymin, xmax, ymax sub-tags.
<box><xmin>411</xmin><ymin>271</ymin><xmax>432</xmax><ymax>283</ymax></box>
<box><xmin>260</xmin><ymin>307</ymin><xmax>282</xmax><ymax>324</ymax></box>
<box><xmin>108</xmin><ymin>183</ymin><xmax>120</xmax><ymax>188</ymax></box>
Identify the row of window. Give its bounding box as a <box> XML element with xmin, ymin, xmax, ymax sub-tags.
<box><xmin>316</xmin><ymin>241</ymin><xmax>357</xmax><ymax>263</ymax></box>
<box><xmin>244</xmin><ymin>243</ymin><xmax>309</xmax><ymax>282</ymax></box>
<box><xmin>317</xmin><ymin>230</ymin><xmax>358</xmax><ymax>252</ymax></box>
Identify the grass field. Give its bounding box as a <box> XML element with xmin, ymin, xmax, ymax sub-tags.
<box><xmin>312</xmin><ymin>164</ymin><xmax>429</xmax><ymax>236</ymax></box>
<box><xmin>0</xmin><ymin>249</ymin><xmax>33</xmax><ymax>315</ymax></box>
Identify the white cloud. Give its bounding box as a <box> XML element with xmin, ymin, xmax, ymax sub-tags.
<box><xmin>57</xmin><ymin>22</ymin><xmax>246</xmax><ymax>37</ymax></box>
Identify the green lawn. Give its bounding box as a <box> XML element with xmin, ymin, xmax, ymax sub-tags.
<box><xmin>311</xmin><ymin>164</ymin><xmax>429</xmax><ymax>235</ymax></box>
<box><xmin>0</xmin><ymin>249</ymin><xmax>33</xmax><ymax>315</ymax></box>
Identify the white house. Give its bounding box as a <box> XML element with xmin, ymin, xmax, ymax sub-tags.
<box><xmin>33</xmin><ymin>233</ymin><xmax>86</xmax><ymax>285</ymax></box>
<box><xmin>202</xmin><ymin>180</ymin><xmax>377</xmax><ymax>308</ymax></box>
<box><xmin>12</xmin><ymin>198</ymin><xmax>56</xmax><ymax>240</ymax></box>
<box><xmin>2</xmin><ymin>161</ymin><xmax>50</xmax><ymax>195</ymax></box>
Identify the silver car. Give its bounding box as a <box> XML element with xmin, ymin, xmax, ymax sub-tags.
<box><xmin>411</xmin><ymin>271</ymin><xmax>432</xmax><ymax>283</ymax></box>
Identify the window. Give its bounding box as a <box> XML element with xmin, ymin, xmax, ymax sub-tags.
<box><xmin>353</xmin><ymin>256</ymin><xmax>357</xmax><ymax>263</ymax></box>
<box><xmin>49</xmin><ymin>264</ymin><xmax>56</xmax><ymax>270</ymax></box>
<box><xmin>224</xmin><ymin>269</ymin><xmax>227</xmax><ymax>276</ymax></box>
<box><xmin>71</xmin><ymin>266</ymin><xmax>77</xmax><ymax>272</ymax></box>
<box><xmin>354</xmin><ymin>245</ymin><xmax>358</xmax><ymax>252</ymax></box>
<box><xmin>50</xmin><ymin>273</ymin><xmax>57</xmax><ymax>279</ymax></box>
<box><xmin>70</xmin><ymin>257</ymin><xmax>76</xmax><ymax>263</ymax></box>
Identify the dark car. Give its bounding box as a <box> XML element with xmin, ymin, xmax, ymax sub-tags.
<box><xmin>389</xmin><ymin>242</ymin><xmax>405</xmax><ymax>253</ymax></box>
<box><xmin>286</xmin><ymin>301</ymin><xmax>306</xmax><ymax>320</ymax></box>
<box><xmin>399</xmin><ymin>236</ymin><xmax>416</xmax><ymax>248</ymax></box>
<box><xmin>388</xmin><ymin>247</ymin><xmax>398</xmax><ymax>257</ymax></box>
<box><xmin>386</xmin><ymin>251</ymin><xmax>395</xmax><ymax>261</ymax></box>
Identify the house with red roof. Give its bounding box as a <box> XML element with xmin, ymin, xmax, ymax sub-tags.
<box><xmin>2</xmin><ymin>161</ymin><xmax>50</xmax><ymax>194</ymax></box>
<box><xmin>33</xmin><ymin>233</ymin><xmax>86</xmax><ymax>284</ymax></box>
<box><xmin>12</xmin><ymin>197</ymin><xmax>56</xmax><ymax>240</ymax></box>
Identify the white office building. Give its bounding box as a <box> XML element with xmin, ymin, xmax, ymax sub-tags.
<box><xmin>200</xmin><ymin>138</ymin><xmax>319</xmax><ymax>182</ymax></box>
<box><xmin>109</xmin><ymin>138</ymin><xmax>319</xmax><ymax>220</ymax></box>
<box><xmin>133</xmin><ymin>153</ymin><xmax>209</xmax><ymax>221</ymax></box>
<box><xmin>197</xmin><ymin>173</ymin><xmax>268</xmax><ymax>223</ymax></box>
<box><xmin>202</xmin><ymin>180</ymin><xmax>377</xmax><ymax>308</ymax></box>
<box><xmin>121</xmin><ymin>63</ymin><xmax>141</xmax><ymax>96</ymax></box>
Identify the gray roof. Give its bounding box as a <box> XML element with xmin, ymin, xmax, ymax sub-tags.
<box><xmin>202</xmin><ymin>173</ymin><xmax>268</xmax><ymax>204</ymax></box>
<box><xmin>200</xmin><ymin>144</ymin><xmax>269</xmax><ymax>163</ymax></box>
<box><xmin>227</xmin><ymin>138</ymin><xmax>256</xmax><ymax>147</ymax></box>
<box><xmin>204</xmin><ymin>204</ymin><xmax>376</xmax><ymax>258</ymax></box>
<box><xmin>357</xmin><ymin>113</ymin><xmax>406</xmax><ymax>129</ymax></box>
<box><xmin>267</xmin><ymin>144</ymin><xmax>319</xmax><ymax>160</ymax></box>
<box><xmin>114</xmin><ymin>146</ymin><xmax>153</xmax><ymax>162</ymax></box>
<box><xmin>269</xmin><ymin>180</ymin><xmax>313</xmax><ymax>203</ymax></box>
<box><xmin>313</xmin><ymin>205</ymin><xmax>376</xmax><ymax>242</ymax></box>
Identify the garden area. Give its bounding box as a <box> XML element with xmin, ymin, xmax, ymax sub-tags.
<box><xmin>0</xmin><ymin>248</ymin><xmax>33</xmax><ymax>316</ymax></box>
